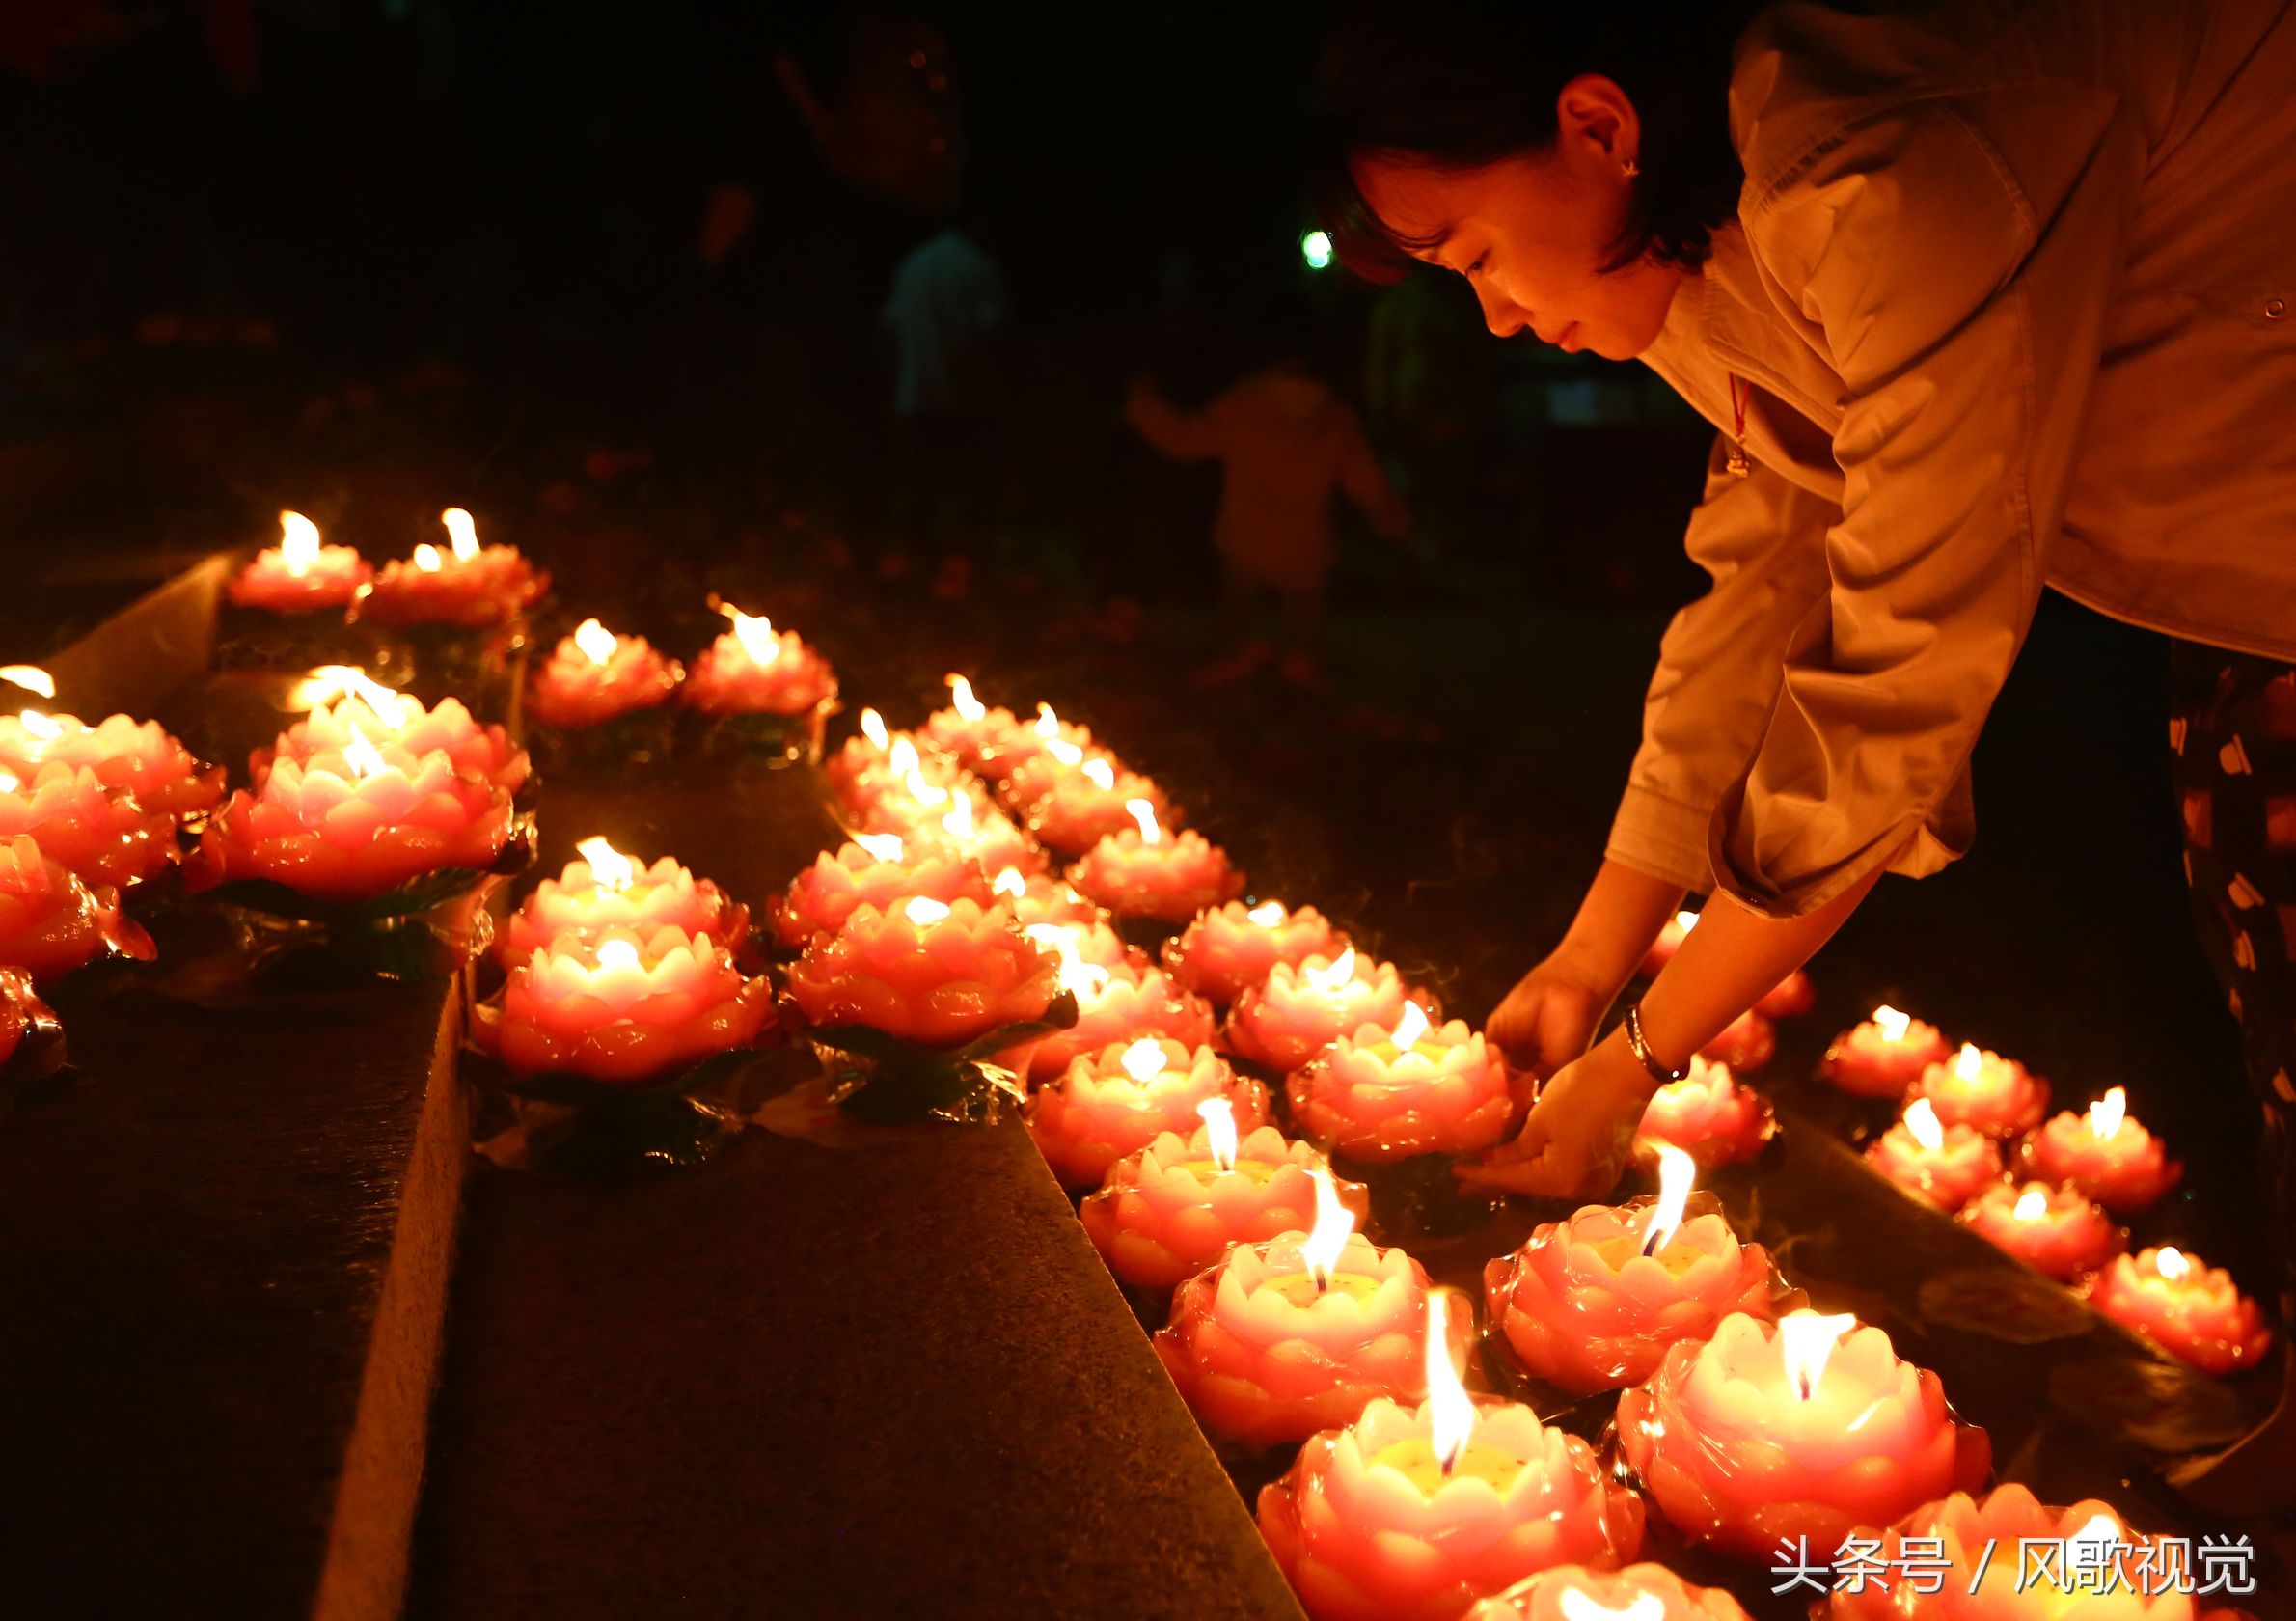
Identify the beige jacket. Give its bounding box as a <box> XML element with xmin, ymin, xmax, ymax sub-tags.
<box><xmin>1617</xmin><ymin>0</ymin><xmax>2296</xmax><ymax>919</ymax></box>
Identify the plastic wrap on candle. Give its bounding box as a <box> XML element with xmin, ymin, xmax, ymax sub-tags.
<box><xmin>0</xmin><ymin>964</ymin><xmax>66</xmax><ymax>1076</ymax></box>
<box><xmin>1080</xmin><ymin>1123</ymin><xmax>1368</xmax><ymax>1290</ymax></box>
<box><xmin>1631</xmin><ymin>1058</ymin><xmax>1776</xmax><ymax>1171</ymax></box>
<box><xmin>1287</xmin><ymin>1016</ymin><xmax>1515</xmax><ymax>1164</ymax></box>
<box><xmin>1467</xmin><ymin>1563</ymin><xmax>1752</xmax><ymax>1621</ymax></box>
<box><xmin>0</xmin><ymin>835</ymin><xmax>152</xmax><ymax>983</ymax></box>
<box><xmin>1614</xmin><ymin>1313</ymin><xmax>1991</xmax><ymax>1563</ymax></box>
<box><xmin>1162</xmin><ymin>899</ymin><xmax>1345</xmax><ymax>1007</ymax></box>
<box><xmin>1485</xmin><ymin>1191</ymin><xmax>1798</xmax><ymax>1396</ymax></box>
<box><xmin>0</xmin><ymin>764</ymin><xmax>177</xmax><ymax>891</ymax></box>
<box><xmin>1257</xmin><ymin>1395</ymin><xmax>1644</xmax><ymax>1621</ymax></box>
<box><xmin>1026</xmin><ymin>1039</ymin><xmax>1270</xmax><ymax>1191</ymax></box>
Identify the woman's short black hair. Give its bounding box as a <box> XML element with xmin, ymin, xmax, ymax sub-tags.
<box><xmin>1311</xmin><ymin>0</ymin><xmax>1769</xmax><ymax>282</ymax></box>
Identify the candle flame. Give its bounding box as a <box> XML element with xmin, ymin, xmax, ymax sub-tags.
<box><xmin>1777</xmin><ymin>1309</ymin><xmax>1858</xmax><ymax>1401</ymax></box>
<box><xmin>2088</xmin><ymin>1086</ymin><xmax>2127</xmax><ymax>1140</ymax></box>
<box><xmin>2013</xmin><ymin>1186</ymin><xmax>2049</xmax><ymax>1222</ymax></box>
<box><xmin>1392</xmin><ymin>1000</ymin><xmax>1433</xmax><ymax>1053</ymax></box>
<box><xmin>1872</xmin><ymin>1004</ymin><xmax>1912</xmax><ymax>1043</ymax></box>
<box><xmin>1299</xmin><ymin>1167</ymin><xmax>1355</xmax><ymax>1291</ymax></box>
<box><xmin>287</xmin><ymin>664</ymin><xmax>406</xmax><ymax>715</ymax></box>
<box><xmin>1080</xmin><ymin>757</ymin><xmax>1115</xmax><ymax>791</ymax></box>
<box><xmin>1196</xmin><ymin>1097</ymin><xmax>1238</xmax><ymax>1172</ymax></box>
<box><xmin>17</xmin><ymin>709</ymin><xmax>61</xmax><ymax>742</ymax></box>
<box><xmin>1126</xmin><ymin>797</ymin><xmax>1161</xmax><ymax>844</ymax></box>
<box><xmin>1675</xmin><ymin>909</ymin><xmax>1700</xmax><ymax>933</ymax></box>
<box><xmin>1048</xmin><ymin>738</ymin><xmax>1084</xmax><ymax>767</ymax></box>
<box><xmin>1643</xmin><ymin>1144</ymin><xmax>1696</xmax><ymax>1256</ymax></box>
<box><xmin>721</xmin><ymin>602</ymin><xmax>780</xmax><ymax>666</ymax></box>
<box><xmin>1424</xmin><ymin>1289</ymin><xmax>1475</xmax><ymax>1473</ymax></box>
<box><xmin>2067</xmin><ymin>1513</ymin><xmax>2123</xmax><ymax>1574</ymax></box>
<box><xmin>860</xmin><ymin>708</ymin><xmax>889</xmax><ymax>751</ymax></box>
<box><xmin>575</xmin><ymin>836</ymin><xmax>635</xmax><ymax>891</ymax></box>
<box><xmin>1904</xmin><ymin>1097</ymin><xmax>1945</xmax><ymax>1152</ymax></box>
<box><xmin>992</xmin><ymin>865</ymin><xmax>1025</xmax><ymax>898</ymax></box>
<box><xmin>0</xmin><ymin>770</ymin><xmax>17</xmax><ymax>794</ymax></box>
<box><xmin>854</xmin><ymin>833</ymin><xmax>905</xmax><ymax>862</ymax></box>
<box><xmin>1119</xmin><ymin>1037</ymin><xmax>1168</xmax><ymax>1082</ymax></box>
<box><xmin>2156</xmin><ymin>1246</ymin><xmax>2191</xmax><ymax>1281</ymax></box>
<box><xmin>1303</xmin><ymin>947</ymin><xmax>1358</xmax><ymax>994</ymax></box>
<box><xmin>595</xmin><ymin>937</ymin><xmax>641</xmax><ymax>972</ymax></box>
<box><xmin>947</xmin><ymin>673</ymin><xmax>984</xmax><ymax>722</ymax></box>
<box><xmin>280</xmin><ymin>511</ymin><xmax>321</xmax><ymax>574</ymax></box>
<box><xmin>1558</xmin><ymin>1590</ymin><xmax>1665</xmax><ymax>1621</ymax></box>
<box><xmin>903</xmin><ymin>767</ymin><xmax>949</xmax><ymax>810</ymax></box>
<box><xmin>413</xmin><ymin>542</ymin><xmax>444</xmax><ymax>573</ymax></box>
<box><xmin>1034</xmin><ymin>701</ymin><xmax>1060</xmax><ymax>738</ymax></box>
<box><xmin>572</xmin><ymin>618</ymin><xmax>617</xmax><ymax>665</ymax></box>
<box><xmin>442</xmin><ymin>508</ymin><xmax>480</xmax><ymax>560</ymax></box>
<box><xmin>0</xmin><ymin>666</ymin><xmax>54</xmax><ymax>699</ymax></box>
<box><xmin>1246</xmin><ymin>899</ymin><xmax>1286</xmax><ymax>926</ymax></box>
<box><xmin>1954</xmin><ymin>1043</ymin><xmax>1984</xmax><ymax>1080</ymax></box>
<box><xmin>904</xmin><ymin>896</ymin><xmax>951</xmax><ymax>927</ymax></box>
<box><xmin>341</xmin><ymin>721</ymin><xmax>385</xmax><ymax>780</ymax></box>
<box><xmin>888</xmin><ymin>736</ymin><xmax>919</xmax><ymax>778</ymax></box>
<box><xmin>1025</xmin><ymin>924</ymin><xmax>1109</xmax><ymax>998</ymax></box>
<box><xmin>941</xmin><ymin>794</ymin><xmax>975</xmax><ymax>840</ymax></box>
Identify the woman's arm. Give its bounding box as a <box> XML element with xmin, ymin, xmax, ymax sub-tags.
<box><xmin>1485</xmin><ymin>859</ymin><xmax>1682</xmax><ymax>1103</ymax></box>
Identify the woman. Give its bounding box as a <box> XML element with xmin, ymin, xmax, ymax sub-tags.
<box><xmin>1315</xmin><ymin>0</ymin><xmax>2296</xmax><ymax>1504</ymax></box>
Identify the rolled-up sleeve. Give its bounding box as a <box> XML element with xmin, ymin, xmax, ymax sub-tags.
<box><xmin>1710</xmin><ymin>93</ymin><xmax>2142</xmax><ymax>917</ymax></box>
<box><xmin>1607</xmin><ymin>444</ymin><xmax>1835</xmax><ymax>892</ymax></box>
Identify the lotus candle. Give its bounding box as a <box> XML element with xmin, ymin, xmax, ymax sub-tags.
<box><xmin>2017</xmin><ymin>1087</ymin><xmax>2184</xmax><ymax>1214</ymax></box>
<box><xmin>679</xmin><ymin>600</ymin><xmax>838</xmax><ymax>720</ymax></box>
<box><xmin>1068</xmin><ymin>799</ymin><xmax>1241</xmax><ymax>922</ymax></box>
<box><xmin>1821</xmin><ymin>1004</ymin><xmax>1954</xmax><ymax>1099</ymax></box>
<box><xmin>356</xmin><ymin>508</ymin><xmax>547</xmax><ymax>627</ymax></box>
<box><xmin>0</xmin><ymin>965</ymin><xmax>59</xmax><ymax>1074</ymax></box>
<box><xmin>1911</xmin><ymin>1042</ymin><xmax>2050</xmax><ymax>1139</ymax></box>
<box><xmin>1163</xmin><ymin>898</ymin><xmax>1346</xmax><ymax>1007</ymax></box>
<box><xmin>1227</xmin><ymin>948</ymin><xmax>1437</xmax><ymax>1075</ymax></box>
<box><xmin>1027</xmin><ymin>1035</ymin><xmax>1271</xmax><ymax>1190</ymax></box>
<box><xmin>1486</xmin><ymin>1149</ymin><xmax>1792</xmax><ymax>1396</ymax></box>
<box><xmin>1865</xmin><ymin>1099</ymin><xmax>2004</xmax><ymax>1212</ymax></box>
<box><xmin>1631</xmin><ymin>1057</ymin><xmax>1775</xmax><ymax>1170</ymax></box>
<box><xmin>1640</xmin><ymin>909</ymin><xmax>1700</xmax><ymax>976</ymax></box>
<box><xmin>1698</xmin><ymin>1008</ymin><xmax>1774</xmax><ymax>1072</ymax></box>
<box><xmin>922</xmin><ymin>674</ymin><xmax>1027</xmax><ymax>778</ymax></box>
<box><xmin>1154</xmin><ymin>1171</ymin><xmax>1471</xmax><ymax>1447</ymax></box>
<box><xmin>0</xmin><ymin>835</ymin><xmax>150</xmax><ymax>983</ymax></box>
<box><xmin>1469</xmin><ymin>1565</ymin><xmax>1752</xmax><ymax>1621</ymax></box>
<box><xmin>525</xmin><ymin>618</ymin><xmax>682</xmax><ymax>728</ymax></box>
<box><xmin>228</xmin><ymin>510</ymin><xmax>370</xmax><ymax>614</ymax></box>
<box><xmin>1954</xmin><ymin>1179</ymin><xmax>2123</xmax><ymax>1283</ymax></box>
<box><xmin>1288</xmin><ymin>1002</ymin><xmax>1514</xmax><ymax>1164</ymax></box>
<box><xmin>992</xmin><ymin>704</ymin><xmax>1099</xmax><ymax>809</ymax></box>
<box><xmin>505</xmin><ymin>837</ymin><xmax>749</xmax><ymax>963</ymax></box>
<box><xmin>785</xmin><ymin>896</ymin><xmax>1058</xmax><ymax>1049</ymax></box>
<box><xmin>1080</xmin><ymin>1098</ymin><xmax>1370</xmax><ymax>1290</ymax></box>
<box><xmin>475</xmin><ymin>924</ymin><xmax>773</xmax><ymax>1083</ymax></box>
<box><xmin>1827</xmin><ymin>1486</ymin><xmax>2220</xmax><ymax>1621</ymax></box>
<box><xmin>772</xmin><ymin>833</ymin><xmax>991</xmax><ymax>950</ymax></box>
<box><xmin>911</xmin><ymin>790</ymin><xmax>1044</xmax><ymax>881</ymax></box>
<box><xmin>852</xmin><ymin>747</ymin><xmax>999</xmax><ymax>841</ymax></box>
<box><xmin>0</xmin><ymin>672</ymin><xmax>221</xmax><ymax>822</ymax></box>
<box><xmin>260</xmin><ymin>667</ymin><xmax>529</xmax><ymax>796</ymax></box>
<box><xmin>999</xmin><ymin>935</ymin><xmax>1215</xmax><ymax>1085</ymax></box>
<box><xmin>1257</xmin><ymin>1291</ymin><xmax>1644</xmax><ymax>1621</ymax></box>
<box><xmin>0</xmin><ymin>763</ymin><xmax>175</xmax><ymax>890</ymax></box>
<box><xmin>1616</xmin><ymin>1310</ymin><xmax>1990</xmax><ymax>1562</ymax></box>
<box><xmin>1021</xmin><ymin>753</ymin><xmax>1175</xmax><ymax>859</ymax></box>
<box><xmin>2085</xmin><ymin>1246</ymin><xmax>2272</xmax><ymax>1376</ymax></box>
<box><xmin>991</xmin><ymin>865</ymin><xmax>1103</xmax><ymax>930</ymax></box>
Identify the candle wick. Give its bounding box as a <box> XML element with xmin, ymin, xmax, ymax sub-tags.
<box><xmin>1641</xmin><ymin>1222</ymin><xmax>1665</xmax><ymax>1259</ymax></box>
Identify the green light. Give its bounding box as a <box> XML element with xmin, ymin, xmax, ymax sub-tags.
<box><xmin>1300</xmin><ymin>230</ymin><xmax>1333</xmax><ymax>271</ymax></box>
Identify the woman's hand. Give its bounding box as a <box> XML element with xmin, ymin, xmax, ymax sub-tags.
<box><xmin>1485</xmin><ymin>954</ymin><xmax>1615</xmax><ymax>1085</ymax></box>
<box><xmin>1456</xmin><ymin>1030</ymin><xmax>1654</xmax><ymax>1200</ymax></box>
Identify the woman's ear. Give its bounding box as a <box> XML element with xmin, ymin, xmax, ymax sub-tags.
<box><xmin>1553</xmin><ymin>72</ymin><xmax>1643</xmax><ymax>174</ymax></box>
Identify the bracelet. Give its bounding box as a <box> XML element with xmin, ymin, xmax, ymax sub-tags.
<box><xmin>1622</xmin><ymin>1004</ymin><xmax>1689</xmax><ymax>1085</ymax></box>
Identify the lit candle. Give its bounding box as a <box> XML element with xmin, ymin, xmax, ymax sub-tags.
<box><xmin>355</xmin><ymin>508</ymin><xmax>547</xmax><ymax>627</ymax></box>
<box><xmin>505</xmin><ymin>837</ymin><xmax>749</xmax><ymax>963</ymax></box>
<box><xmin>1485</xmin><ymin>1148</ymin><xmax>1793</xmax><ymax>1396</ymax></box>
<box><xmin>1027</xmin><ymin>1035</ymin><xmax>1271</xmax><ymax>1191</ymax></box>
<box><xmin>0</xmin><ymin>834</ymin><xmax>150</xmax><ymax>984</ymax></box>
<box><xmin>1227</xmin><ymin>948</ymin><xmax>1438</xmax><ymax>1075</ymax></box>
<box><xmin>826</xmin><ymin>710</ymin><xmax>934</xmax><ymax>807</ymax></box>
<box><xmin>990</xmin><ymin>865</ymin><xmax>1104</xmax><ymax>931</ymax></box>
<box><xmin>1631</xmin><ymin>1057</ymin><xmax>1775</xmax><ymax>1171</ymax></box>
<box><xmin>1080</xmin><ymin>1099</ymin><xmax>1369</xmax><ymax>1291</ymax></box>
<box><xmin>1066</xmin><ymin>798</ymin><xmax>1243</xmax><ymax>922</ymax></box>
<box><xmin>1615</xmin><ymin>1309</ymin><xmax>1991</xmax><ymax>1562</ymax></box>
<box><xmin>1162</xmin><ymin>897</ymin><xmax>1346</xmax><ymax>1008</ymax></box>
<box><xmin>0</xmin><ymin>763</ymin><xmax>176</xmax><ymax>891</ymax></box>
<box><xmin>771</xmin><ymin>833</ymin><xmax>991</xmax><ymax>951</ymax></box>
<box><xmin>997</xmin><ymin>934</ymin><xmax>1216</xmax><ymax>1085</ymax></box>
<box><xmin>909</xmin><ymin>789</ymin><xmax>1044</xmax><ymax>882</ymax></box>
<box><xmin>2084</xmin><ymin>1246</ymin><xmax>2273</xmax><ymax>1376</ymax></box>
<box><xmin>1697</xmin><ymin>1007</ymin><xmax>1774</xmax><ymax>1073</ymax></box>
<box><xmin>1954</xmin><ymin>1179</ymin><xmax>2123</xmax><ymax>1283</ymax></box>
<box><xmin>1864</xmin><ymin>1098</ymin><xmax>2004</xmax><ymax>1212</ymax></box>
<box><xmin>1465</xmin><ymin>1564</ymin><xmax>1752</xmax><ymax>1621</ymax></box>
<box><xmin>849</xmin><ymin>742</ymin><xmax>998</xmax><ymax>841</ymax></box>
<box><xmin>2016</xmin><ymin>1087</ymin><xmax>2184</xmax><ymax>1214</ymax></box>
<box><xmin>189</xmin><ymin>725</ymin><xmax>514</xmax><ymax>903</ymax></box>
<box><xmin>475</xmin><ymin>924</ymin><xmax>774</xmax><ymax>1084</ymax></box>
<box><xmin>260</xmin><ymin>666</ymin><xmax>529</xmax><ymax>797</ymax></box>
<box><xmin>679</xmin><ymin>599</ymin><xmax>839</xmax><ymax>720</ymax></box>
<box><xmin>1826</xmin><ymin>1486</ymin><xmax>2217</xmax><ymax>1621</ymax></box>
<box><xmin>524</xmin><ymin>618</ymin><xmax>682</xmax><ymax>728</ymax></box>
<box><xmin>1153</xmin><ymin>1171</ymin><xmax>1473</xmax><ymax>1447</ymax></box>
<box><xmin>784</xmin><ymin>896</ymin><xmax>1060</xmax><ymax>1049</ymax></box>
<box><xmin>991</xmin><ymin>703</ymin><xmax>1098</xmax><ymax>810</ymax></box>
<box><xmin>1287</xmin><ymin>1001</ymin><xmax>1515</xmax><ymax>1163</ymax></box>
<box><xmin>1910</xmin><ymin>1042</ymin><xmax>2050</xmax><ymax>1139</ymax></box>
<box><xmin>1820</xmin><ymin>1004</ymin><xmax>1954</xmax><ymax>1099</ymax></box>
<box><xmin>1018</xmin><ymin>751</ymin><xmax>1175</xmax><ymax>859</ymax></box>
<box><xmin>1256</xmin><ymin>1291</ymin><xmax>1646</xmax><ymax>1621</ymax></box>
<box><xmin>0</xmin><ymin>965</ymin><xmax>61</xmax><ymax>1076</ymax></box>
<box><xmin>0</xmin><ymin>669</ymin><xmax>223</xmax><ymax>823</ymax></box>
<box><xmin>228</xmin><ymin>510</ymin><xmax>371</xmax><ymax>614</ymax></box>
<box><xmin>921</xmin><ymin>674</ymin><xmax>1028</xmax><ymax>779</ymax></box>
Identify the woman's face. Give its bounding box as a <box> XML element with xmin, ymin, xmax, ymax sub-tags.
<box><xmin>1351</xmin><ymin>80</ymin><xmax>1688</xmax><ymax>361</ymax></box>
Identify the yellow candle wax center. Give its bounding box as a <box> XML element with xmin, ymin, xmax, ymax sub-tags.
<box><xmin>1368</xmin><ymin>1438</ymin><xmax>1526</xmax><ymax>1495</ymax></box>
<box><xmin>1172</xmin><ymin>1159</ymin><xmax>1284</xmax><ymax>1186</ymax></box>
<box><xmin>1588</xmin><ymin>1233</ymin><xmax>1710</xmax><ymax>1278</ymax></box>
<box><xmin>1259</xmin><ymin>1271</ymin><xmax>1381</xmax><ymax>1305</ymax></box>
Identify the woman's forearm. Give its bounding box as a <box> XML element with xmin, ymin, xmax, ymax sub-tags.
<box><xmin>1549</xmin><ymin>858</ymin><xmax>1686</xmax><ymax>997</ymax></box>
<box><xmin>1633</xmin><ymin>866</ymin><xmax>1885</xmax><ymax>1071</ymax></box>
